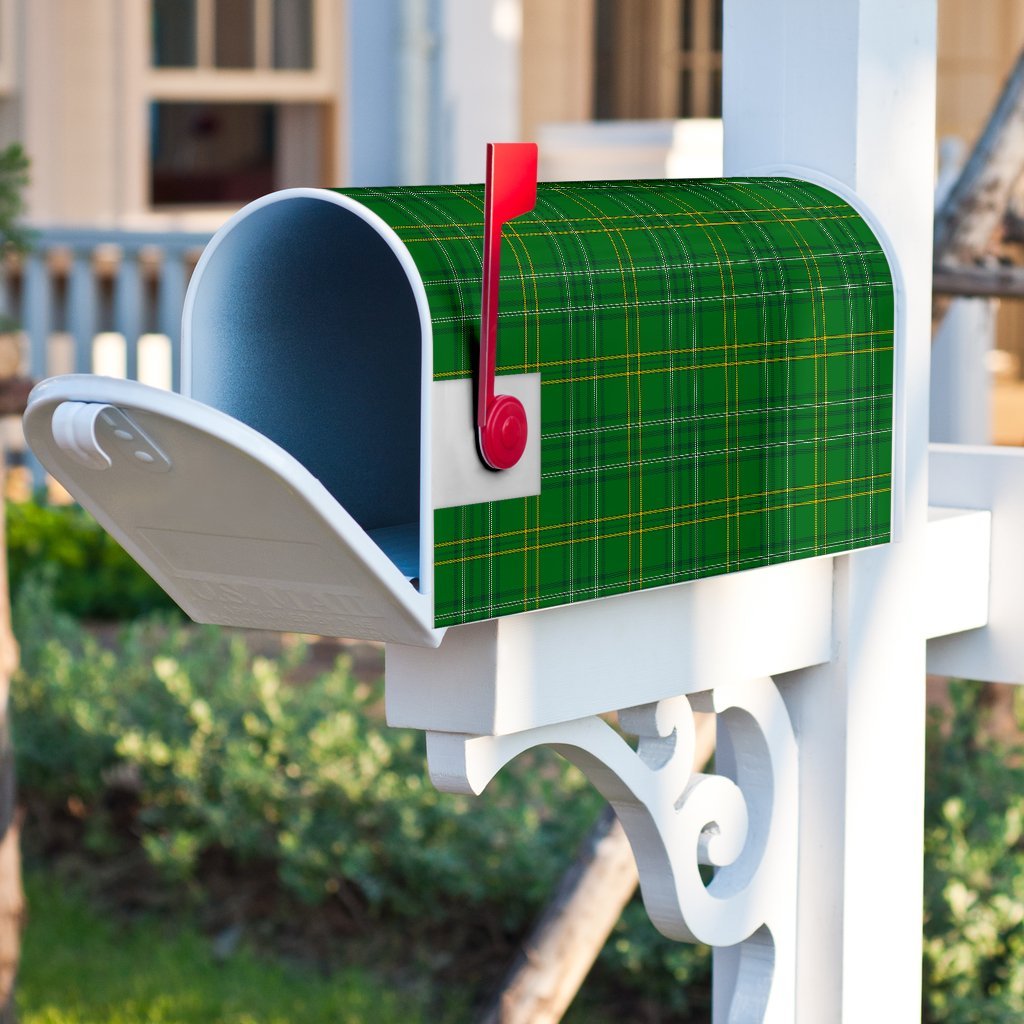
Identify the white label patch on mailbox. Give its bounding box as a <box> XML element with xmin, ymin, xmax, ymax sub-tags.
<box><xmin>430</xmin><ymin>373</ymin><xmax>541</xmax><ymax>510</ymax></box>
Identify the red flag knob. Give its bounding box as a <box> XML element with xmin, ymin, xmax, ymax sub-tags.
<box><xmin>480</xmin><ymin>392</ymin><xmax>528</xmax><ymax>471</ymax></box>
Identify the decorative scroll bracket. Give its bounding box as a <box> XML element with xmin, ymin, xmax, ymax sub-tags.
<box><xmin>425</xmin><ymin>675</ymin><xmax>797</xmax><ymax>1024</ymax></box>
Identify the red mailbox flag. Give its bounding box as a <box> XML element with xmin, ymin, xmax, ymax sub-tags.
<box><xmin>477</xmin><ymin>142</ymin><xmax>538</xmax><ymax>470</ymax></box>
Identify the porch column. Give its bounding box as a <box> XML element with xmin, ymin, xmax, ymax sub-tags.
<box><xmin>722</xmin><ymin>2</ymin><xmax>937</xmax><ymax>1020</ymax></box>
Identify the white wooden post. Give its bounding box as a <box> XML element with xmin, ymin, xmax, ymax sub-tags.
<box><xmin>723</xmin><ymin>1</ymin><xmax>936</xmax><ymax>1019</ymax></box>
<box><xmin>344</xmin><ymin>2</ymin><xmax>405</xmax><ymax>186</ymax></box>
<box><xmin>438</xmin><ymin>0</ymin><xmax>522</xmax><ymax>182</ymax></box>
<box><xmin>931</xmin><ymin>299</ymin><xmax>995</xmax><ymax>445</ymax></box>
<box><xmin>931</xmin><ymin>137</ymin><xmax>994</xmax><ymax>447</ymax></box>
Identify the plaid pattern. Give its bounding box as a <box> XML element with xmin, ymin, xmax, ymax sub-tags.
<box><xmin>338</xmin><ymin>178</ymin><xmax>895</xmax><ymax>629</ymax></box>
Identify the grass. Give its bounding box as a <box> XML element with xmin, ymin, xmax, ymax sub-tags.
<box><xmin>17</xmin><ymin>873</ymin><xmax>462</xmax><ymax>1024</ymax></box>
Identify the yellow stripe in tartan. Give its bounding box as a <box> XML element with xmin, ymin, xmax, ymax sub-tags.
<box><xmin>401</xmin><ymin>213</ymin><xmax>865</xmax><ymax>244</ymax></box>
<box><xmin>435</xmin><ymin>471</ymin><xmax>893</xmax><ymax>549</ymax></box>
<box><xmin>547</xmin><ymin>183</ymin><xmax>644</xmax><ymax>586</ymax></box>
<box><xmin>540</xmin><ymin>344</ymin><xmax>895</xmax><ymax>386</ymax></box>
<box><xmin>432</xmin><ymin>332</ymin><xmax>894</xmax><ymax>380</ymax></box>
<box><xmin>695</xmin><ymin>207</ymin><xmax>740</xmax><ymax>569</ymax></box>
<box><xmin>434</xmin><ymin>486</ymin><xmax>893</xmax><ymax>567</ymax></box>
<box><xmin>753</xmin><ymin>180</ymin><xmax>830</xmax><ymax>550</ymax></box>
<box><xmin>420</xmin><ymin>250</ymin><xmax>885</xmax><ymax>290</ymax></box>
<box><xmin>386</xmin><ymin>202</ymin><xmax>851</xmax><ymax>231</ymax></box>
<box><xmin>499</xmin><ymin>226</ymin><xmax>532</xmax><ymax>608</ymax></box>
<box><xmin>499</xmin><ymin>222</ymin><xmax>544</xmax><ymax>605</ymax></box>
<box><xmin>641</xmin><ymin>181</ymin><xmax>737</xmax><ymax>569</ymax></box>
<box><xmin>734</xmin><ymin>181</ymin><xmax>827</xmax><ymax>550</ymax></box>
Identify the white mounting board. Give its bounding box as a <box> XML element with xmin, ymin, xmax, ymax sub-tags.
<box><xmin>24</xmin><ymin>375</ymin><xmax>442</xmax><ymax>647</ymax></box>
<box><xmin>386</xmin><ymin>555</ymin><xmax>833</xmax><ymax>735</ymax></box>
<box><xmin>928</xmin><ymin>444</ymin><xmax>1024</xmax><ymax>682</ymax></box>
<box><xmin>430</xmin><ymin>374</ymin><xmax>541</xmax><ymax>509</ymax></box>
<box><xmin>924</xmin><ymin>506</ymin><xmax>990</xmax><ymax>642</ymax></box>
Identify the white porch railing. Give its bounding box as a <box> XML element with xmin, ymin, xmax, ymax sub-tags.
<box><xmin>5</xmin><ymin>226</ymin><xmax>212</xmax><ymax>393</ymax></box>
<box><xmin>1</xmin><ymin>227</ymin><xmax>212</xmax><ymax>485</ymax></box>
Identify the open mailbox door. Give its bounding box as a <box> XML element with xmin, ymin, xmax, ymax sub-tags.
<box><xmin>23</xmin><ymin>374</ymin><xmax>441</xmax><ymax>646</ymax></box>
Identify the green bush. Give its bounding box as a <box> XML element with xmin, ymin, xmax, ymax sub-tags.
<box><xmin>20</xmin><ymin>551</ymin><xmax>1024</xmax><ymax>1020</ymax></box>
<box><xmin>7</xmin><ymin>499</ymin><xmax>179</xmax><ymax>619</ymax></box>
<box><xmin>922</xmin><ymin>682</ymin><xmax>1024</xmax><ymax>1022</ymax></box>
<box><xmin>13</xmin><ymin>575</ymin><xmax>580</xmax><ymax>914</ymax></box>
<box><xmin>11</xmin><ymin>576</ymin><xmax>710</xmax><ymax>1016</ymax></box>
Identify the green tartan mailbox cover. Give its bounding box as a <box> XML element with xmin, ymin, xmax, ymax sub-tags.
<box><xmin>341</xmin><ymin>177</ymin><xmax>895</xmax><ymax>630</ymax></box>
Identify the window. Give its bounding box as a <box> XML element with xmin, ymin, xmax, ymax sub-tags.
<box><xmin>678</xmin><ymin>0</ymin><xmax>722</xmax><ymax>118</ymax></box>
<box><xmin>150</xmin><ymin>102</ymin><xmax>276</xmax><ymax>204</ymax></box>
<box><xmin>273</xmin><ymin>0</ymin><xmax>314</xmax><ymax>69</ymax></box>
<box><xmin>153</xmin><ymin>0</ymin><xmax>197</xmax><ymax>67</ymax></box>
<box><xmin>151</xmin><ymin>0</ymin><xmax>314</xmax><ymax>71</ymax></box>
<box><xmin>215</xmin><ymin>0</ymin><xmax>256</xmax><ymax>68</ymax></box>
<box><xmin>594</xmin><ymin>0</ymin><xmax>722</xmax><ymax>120</ymax></box>
<box><xmin>145</xmin><ymin>0</ymin><xmax>336</xmax><ymax>209</ymax></box>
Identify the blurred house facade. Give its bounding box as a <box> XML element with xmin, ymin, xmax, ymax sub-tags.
<box><xmin>3</xmin><ymin>0</ymin><xmax>341</xmax><ymax>230</ymax></box>
<box><xmin>0</xmin><ymin>0</ymin><xmax>1021</xmax><ymax>448</ymax></box>
<box><xmin>0</xmin><ymin>0</ymin><xmax>1019</xmax><ymax>229</ymax></box>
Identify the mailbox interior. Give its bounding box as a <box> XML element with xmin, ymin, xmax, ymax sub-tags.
<box><xmin>183</xmin><ymin>190</ymin><xmax>431</xmax><ymax>588</ymax></box>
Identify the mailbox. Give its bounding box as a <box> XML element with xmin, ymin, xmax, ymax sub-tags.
<box><xmin>24</xmin><ymin>161</ymin><xmax>896</xmax><ymax>647</ymax></box>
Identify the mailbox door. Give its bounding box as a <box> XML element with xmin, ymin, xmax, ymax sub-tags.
<box><xmin>23</xmin><ymin>375</ymin><xmax>442</xmax><ymax>647</ymax></box>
